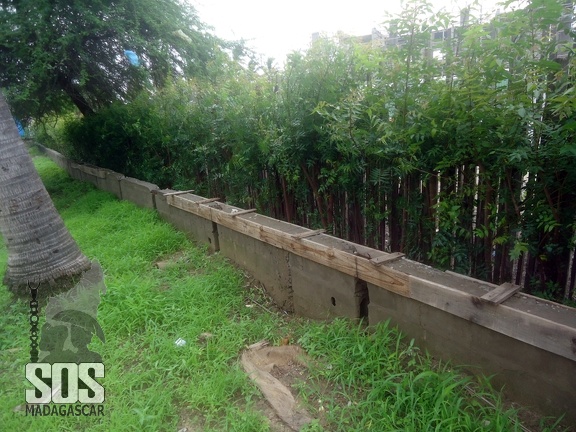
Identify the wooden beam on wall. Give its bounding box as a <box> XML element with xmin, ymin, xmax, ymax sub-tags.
<box><xmin>370</xmin><ymin>252</ymin><xmax>405</xmax><ymax>266</ymax></box>
<box><xmin>230</xmin><ymin>208</ymin><xmax>257</xmax><ymax>217</ymax></box>
<box><xmin>292</xmin><ymin>229</ymin><xmax>326</xmax><ymax>240</ymax></box>
<box><xmin>410</xmin><ymin>276</ymin><xmax>576</xmax><ymax>361</ymax></box>
<box><xmin>169</xmin><ymin>195</ymin><xmax>410</xmax><ymax>297</ymax></box>
<box><xmin>161</xmin><ymin>189</ymin><xmax>196</xmax><ymax>197</ymax></box>
<box><xmin>169</xmin><ymin>194</ymin><xmax>576</xmax><ymax>362</ymax></box>
<box><xmin>481</xmin><ymin>282</ymin><xmax>522</xmax><ymax>305</ymax></box>
<box><xmin>194</xmin><ymin>197</ymin><xmax>221</xmax><ymax>204</ymax></box>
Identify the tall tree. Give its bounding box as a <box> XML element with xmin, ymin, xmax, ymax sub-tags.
<box><xmin>0</xmin><ymin>91</ymin><xmax>91</xmax><ymax>295</ymax></box>
<box><xmin>0</xmin><ymin>0</ymin><xmax>222</xmax><ymax>119</ymax></box>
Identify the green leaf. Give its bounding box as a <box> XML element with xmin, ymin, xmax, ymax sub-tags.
<box><xmin>537</xmin><ymin>59</ymin><xmax>562</xmax><ymax>72</ymax></box>
<box><xmin>517</xmin><ymin>107</ymin><xmax>526</xmax><ymax>118</ymax></box>
<box><xmin>510</xmin><ymin>242</ymin><xmax>529</xmax><ymax>260</ymax></box>
<box><xmin>560</xmin><ymin>144</ymin><xmax>576</xmax><ymax>157</ymax></box>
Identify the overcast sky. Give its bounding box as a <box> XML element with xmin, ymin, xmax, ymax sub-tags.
<box><xmin>191</xmin><ymin>0</ymin><xmax>514</xmax><ymax>64</ymax></box>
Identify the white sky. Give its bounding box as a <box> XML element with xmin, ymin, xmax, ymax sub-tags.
<box><xmin>191</xmin><ymin>0</ymin><xmax>511</xmax><ymax>65</ymax></box>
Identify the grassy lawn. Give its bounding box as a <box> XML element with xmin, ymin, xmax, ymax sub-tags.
<box><xmin>0</xmin><ymin>156</ymin><xmax>566</xmax><ymax>431</ymax></box>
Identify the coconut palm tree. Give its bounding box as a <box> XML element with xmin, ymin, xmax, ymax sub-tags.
<box><xmin>0</xmin><ymin>92</ymin><xmax>91</xmax><ymax>296</ymax></box>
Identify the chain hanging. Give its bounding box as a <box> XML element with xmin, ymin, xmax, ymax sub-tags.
<box><xmin>28</xmin><ymin>281</ymin><xmax>40</xmax><ymax>363</ymax></box>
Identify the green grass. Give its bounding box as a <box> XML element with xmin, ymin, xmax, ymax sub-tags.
<box><xmin>0</xmin><ymin>156</ymin><xmax>567</xmax><ymax>431</ymax></box>
<box><xmin>297</xmin><ymin>320</ymin><xmax>568</xmax><ymax>431</ymax></box>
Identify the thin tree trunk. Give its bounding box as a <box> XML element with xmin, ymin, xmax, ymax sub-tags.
<box><xmin>56</xmin><ymin>74</ymin><xmax>95</xmax><ymax>117</ymax></box>
<box><xmin>484</xmin><ymin>175</ymin><xmax>494</xmax><ymax>281</ymax></box>
<box><xmin>301</xmin><ymin>163</ymin><xmax>327</xmax><ymax>229</ymax></box>
<box><xmin>524</xmin><ymin>252</ymin><xmax>537</xmax><ymax>294</ymax></box>
<box><xmin>378</xmin><ymin>188</ymin><xmax>387</xmax><ymax>251</ymax></box>
<box><xmin>400</xmin><ymin>176</ymin><xmax>408</xmax><ymax>252</ymax></box>
<box><xmin>515</xmin><ymin>250</ymin><xmax>524</xmax><ymax>286</ymax></box>
<box><xmin>421</xmin><ymin>174</ymin><xmax>437</xmax><ymax>262</ymax></box>
<box><xmin>568</xmin><ymin>248</ymin><xmax>576</xmax><ymax>300</ymax></box>
<box><xmin>349</xmin><ymin>196</ymin><xmax>364</xmax><ymax>245</ymax></box>
<box><xmin>389</xmin><ymin>178</ymin><xmax>401</xmax><ymax>252</ymax></box>
<box><xmin>0</xmin><ymin>92</ymin><xmax>91</xmax><ymax>295</ymax></box>
<box><xmin>280</xmin><ymin>175</ymin><xmax>292</xmax><ymax>223</ymax></box>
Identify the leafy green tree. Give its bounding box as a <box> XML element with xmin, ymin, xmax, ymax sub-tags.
<box><xmin>0</xmin><ymin>0</ymin><xmax>222</xmax><ymax>119</ymax></box>
<box><xmin>265</xmin><ymin>39</ymin><xmax>362</xmax><ymax>229</ymax></box>
<box><xmin>50</xmin><ymin>0</ymin><xmax>576</xmax><ymax>302</ymax></box>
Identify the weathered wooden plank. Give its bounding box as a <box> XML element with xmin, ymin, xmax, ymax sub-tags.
<box><xmin>292</xmin><ymin>229</ymin><xmax>326</xmax><ymax>240</ymax></box>
<box><xmin>446</xmin><ymin>270</ymin><xmax>498</xmax><ymax>287</ymax></box>
<box><xmin>481</xmin><ymin>282</ymin><xmax>522</xmax><ymax>304</ymax></box>
<box><xmin>409</xmin><ymin>276</ymin><xmax>576</xmax><ymax>361</ymax></box>
<box><xmin>161</xmin><ymin>189</ymin><xmax>195</xmax><ymax>197</ymax></box>
<box><xmin>194</xmin><ymin>197</ymin><xmax>221</xmax><ymax>204</ymax></box>
<box><xmin>170</xmin><ymin>195</ymin><xmax>410</xmax><ymax>296</ymax></box>
<box><xmin>152</xmin><ymin>194</ymin><xmax>576</xmax><ymax>361</ymax></box>
<box><xmin>167</xmin><ymin>195</ymin><xmax>213</xmax><ymax>220</ymax></box>
<box><xmin>230</xmin><ymin>208</ymin><xmax>257</xmax><ymax>217</ymax></box>
<box><xmin>208</xmin><ymin>209</ymin><xmax>410</xmax><ymax>297</ymax></box>
<box><xmin>370</xmin><ymin>252</ymin><xmax>405</xmax><ymax>266</ymax></box>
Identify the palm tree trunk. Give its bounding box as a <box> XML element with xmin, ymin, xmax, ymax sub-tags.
<box><xmin>0</xmin><ymin>92</ymin><xmax>91</xmax><ymax>295</ymax></box>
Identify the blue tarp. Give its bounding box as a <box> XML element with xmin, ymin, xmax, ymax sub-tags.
<box><xmin>14</xmin><ymin>118</ymin><xmax>24</xmax><ymax>136</ymax></box>
<box><xmin>124</xmin><ymin>50</ymin><xmax>140</xmax><ymax>66</ymax></box>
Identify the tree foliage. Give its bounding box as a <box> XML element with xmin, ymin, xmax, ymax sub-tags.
<box><xmin>0</xmin><ymin>0</ymin><xmax>223</xmax><ymax>119</ymax></box>
<box><xmin>48</xmin><ymin>0</ymin><xmax>576</xmax><ymax>303</ymax></box>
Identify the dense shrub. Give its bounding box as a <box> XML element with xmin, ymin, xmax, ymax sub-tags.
<box><xmin>63</xmin><ymin>72</ymin><xmax>275</xmax><ymax>196</ymax></box>
<box><xmin>50</xmin><ymin>1</ymin><xmax>576</xmax><ymax>302</ymax></box>
<box><xmin>64</xmin><ymin>103</ymin><xmax>137</xmax><ymax>175</ymax></box>
<box><xmin>30</xmin><ymin>114</ymin><xmax>78</xmax><ymax>156</ymax></box>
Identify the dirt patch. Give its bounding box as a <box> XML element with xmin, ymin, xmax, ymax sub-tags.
<box><xmin>507</xmin><ymin>400</ymin><xmax>575</xmax><ymax>432</ymax></box>
<box><xmin>177</xmin><ymin>407</ymin><xmax>206</xmax><ymax>432</ymax></box>
<box><xmin>239</xmin><ymin>270</ymin><xmax>294</xmax><ymax>318</ymax></box>
<box><xmin>242</xmin><ymin>341</ymin><xmax>314</xmax><ymax>431</ymax></box>
<box><xmin>269</xmin><ymin>361</ymin><xmax>308</xmax><ymax>389</ymax></box>
<box><xmin>253</xmin><ymin>398</ymin><xmax>299</xmax><ymax>432</ymax></box>
<box><xmin>154</xmin><ymin>251</ymin><xmax>187</xmax><ymax>270</ymax></box>
<box><xmin>153</xmin><ymin>251</ymin><xmax>204</xmax><ymax>293</ymax></box>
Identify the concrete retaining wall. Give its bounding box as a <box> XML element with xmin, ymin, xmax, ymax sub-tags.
<box><xmin>98</xmin><ymin>170</ymin><xmax>124</xmax><ymax>199</ymax></box>
<box><xmin>219</xmin><ymin>225</ymin><xmax>293</xmax><ymax>311</ymax></box>
<box><xmin>119</xmin><ymin>177</ymin><xmax>159</xmax><ymax>209</ymax></box>
<box><xmin>35</xmin><ymin>144</ymin><xmax>576</xmax><ymax>424</ymax></box>
<box><xmin>68</xmin><ymin>163</ymin><xmax>84</xmax><ymax>182</ymax></box>
<box><xmin>41</xmin><ymin>147</ymin><xmax>69</xmax><ymax>171</ymax></box>
<box><xmin>290</xmin><ymin>253</ymin><xmax>364</xmax><ymax>320</ymax></box>
<box><xmin>155</xmin><ymin>190</ymin><xmax>218</xmax><ymax>253</ymax></box>
<box><xmin>77</xmin><ymin>164</ymin><xmax>107</xmax><ymax>187</ymax></box>
<box><xmin>368</xmin><ymin>285</ymin><xmax>576</xmax><ymax>419</ymax></box>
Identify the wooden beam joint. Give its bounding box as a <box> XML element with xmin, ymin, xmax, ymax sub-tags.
<box><xmin>370</xmin><ymin>252</ymin><xmax>405</xmax><ymax>266</ymax></box>
<box><xmin>194</xmin><ymin>197</ymin><xmax>221</xmax><ymax>205</ymax></box>
<box><xmin>292</xmin><ymin>229</ymin><xmax>326</xmax><ymax>240</ymax></box>
<box><xmin>230</xmin><ymin>208</ymin><xmax>257</xmax><ymax>217</ymax></box>
<box><xmin>481</xmin><ymin>282</ymin><xmax>522</xmax><ymax>305</ymax></box>
<box><xmin>162</xmin><ymin>189</ymin><xmax>195</xmax><ymax>197</ymax></box>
